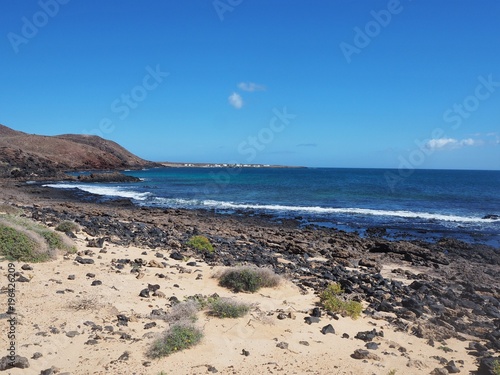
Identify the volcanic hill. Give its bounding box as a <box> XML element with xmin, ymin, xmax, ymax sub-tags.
<box><xmin>0</xmin><ymin>124</ymin><xmax>157</xmax><ymax>178</ymax></box>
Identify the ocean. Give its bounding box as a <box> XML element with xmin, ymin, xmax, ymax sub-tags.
<box><xmin>44</xmin><ymin>167</ymin><xmax>500</xmax><ymax>247</ymax></box>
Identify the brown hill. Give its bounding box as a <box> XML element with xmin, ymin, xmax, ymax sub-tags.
<box><xmin>0</xmin><ymin>124</ymin><xmax>158</xmax><ymax>178</ymax></box>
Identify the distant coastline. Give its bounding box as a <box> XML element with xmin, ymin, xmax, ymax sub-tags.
<box><xmin>159</xmin><ymin>162</ymin><xmax>305</xmax><ymax>168</ymax></box>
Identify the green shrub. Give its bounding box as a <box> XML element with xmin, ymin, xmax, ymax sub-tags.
<box><xmin>148</xmin><ymin>324</ymin><xmax>203</xmax><ymax>358</ymax></box>
<box><xmin>55</xmin><ymin>221</ymin><xmax>79</xmax><ymax>233</ymax></box>
<box><xmin>493</xmin><ymin>360</ymin><xmax>500</xmax><ymax>375</ymax></box>
<box><xmin>207</xmin><ymin>298</ymin><xmax>251</xmax><ymax>318</ymax></box>
<box><xmin>217</xmin><ymin>266</ymin><xmax>281</xmax><ymax>293</ymax></box>
<box><xmin>187</xmin><ymin>235</ymin><xmax>214</xmax><ymax>253</ymax></box>
<box><xmin>6</xmin><ymin>216</ymin><xmax>76</xmax><ymax>254</ymax></box>
<box><xmin>320</xmin><ymin>282</ymin><xmax>363</xmax><ymax>319</ymax></box>
<box><xmin>0</xmin><ymin>224</ymin><xmax>49</xmax><ymax>262</ymax></box>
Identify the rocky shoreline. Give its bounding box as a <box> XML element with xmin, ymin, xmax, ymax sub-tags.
<box><xmin>1</xmin><ymin>178</ymin><xmax>499</xmax><ymax>374</ymax></box>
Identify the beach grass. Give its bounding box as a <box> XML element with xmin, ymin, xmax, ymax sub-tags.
<box><xmin>207</xmin><ymin>297</ymin><xmax>251</xmax><ymax>318</ymax></box>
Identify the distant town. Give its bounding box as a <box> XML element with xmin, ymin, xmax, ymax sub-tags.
<box><xmin>160</xmin><ymin>162</ymin><xmax>303</xmax><ymax>168</ymax></box>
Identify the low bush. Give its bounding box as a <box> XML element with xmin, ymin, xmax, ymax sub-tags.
<box><xmin>207</xmin><ymin>298</ymin><xmax>251</xmax><ymax>318</ymax></box>
<box><xmin>148</xmin><ymin>323</ymin><xmax>203</xmax><ymax>358</ymax></box>
<box><xmin>55</xmin><ymin>221</ymin><xmax>80</xmax><ymax>233</ymax></box>
<box><xmin>217</xmin><ymin>266</ymin><xmax>281</xmax><ymax>293</ymax></box>
<box><xmin>163</xmin><ymin>300</ymin><xmax>200</xmax><ymax>323</ymax></box>
<box><xmin>320</xmin><ymin>282</ymin><xmax>363</xmax><ymax>319</ymax></box>
<box><xmin>187</xmin><ymin>235</ymin><xmax>214</xmax><ymax>253</ymax></box>
<box><xmin>1</xmin><ymin>215</ymin><xmax>76</xmax><ymax>255</ymax></box>
<box><xmin>0</xmin><ymin>224</ymin><xmax>49</xmax><ymax>262</ymax></box>
<box><xmin>493</xmin><ymin>360</ymin><xmax>500</xmax><ymax>375</ymax></box>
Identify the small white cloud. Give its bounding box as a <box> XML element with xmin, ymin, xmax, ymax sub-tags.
<box><xmin>238</xmin><ymin>82</ymin><xmax>266</xmax><ymax>92</ymax></box>
<box><xmin>228</xmin><ymin>92</ymin><xmax>243</xmax><ymax>109</ymax></box>
<box><xmin>460</xmin><ymin>138</ymin><xmax>475</xmax><ymax>146</ymax></box>
<box><xmin>426</xmin><ymin>137</ymin><xmax>480</xmax><ymax>150</ymax></box>
<box><xmin>426</xmin><ymin>138</ymin><xmax>457</xmax><ymax>149</ymax></box>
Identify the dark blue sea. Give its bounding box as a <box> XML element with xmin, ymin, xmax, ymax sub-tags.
<box><xmin>44</xmin><ymin>168</ymin><xmax>500</xmax><ymax>247</ymax></box>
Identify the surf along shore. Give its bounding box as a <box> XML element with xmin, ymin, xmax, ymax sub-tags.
<box><xmin>0</xmin><ymin>177</ymin><xmax>499</xmax><ymax>375</ymax></box>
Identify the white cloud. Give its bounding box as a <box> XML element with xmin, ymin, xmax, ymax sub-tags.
<box><xmin>228</xmin><ymin>92</ymin><xmax>243</xmax><ymax>109</ymax></box>
<box><xmin>237</xmin><ymin>82</ymin><xmax>266</xmax><ymax>92</ymax></box>
<box><xmin>426</xmin><ymin>137</ymin><xmax>480</xmax><ymax>150</ymax></box>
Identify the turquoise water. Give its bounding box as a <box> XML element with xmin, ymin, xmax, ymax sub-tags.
<box><xmin>46</xmin><ymin>167</ymin><xmax>500</xmax><ymax>246</ymax></box>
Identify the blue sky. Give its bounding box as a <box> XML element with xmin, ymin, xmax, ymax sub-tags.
<box><xmin>1</xmin><ymin>0</ymin><xmax>499</xmax><ymax>169</ymax></box>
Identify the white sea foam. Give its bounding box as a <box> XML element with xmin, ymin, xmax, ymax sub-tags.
<box><xmin>149</xmin><ymin>197</ymin><xmax>496</xmax><ymax>224</ymax></box>
<box><xmin>228</xmin><ymin>201</ymin><xmax>495</xmax><ymax>222</ymax></box>
<box><xmin>43</xmin><ymin>183</ymin><xmax>151</xmax><ymax>201</ymax></box>
<box><xmin>42</xmin><ymin>185</ymin><xmax>498</xmax><ymax>224</ymax></box>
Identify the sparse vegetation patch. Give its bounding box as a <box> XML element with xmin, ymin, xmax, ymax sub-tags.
<box><xmin>0</xmin><ymin>223</ymin><xmax>49</xmax><ymax>262</ymax></box>
<box><xmin>55</xmin><ymin>220</ymin><xmax>80</xmax><ymax>234</ymax></box>
<box><xmin>0</xmin><ymin>215</ymin><xmax>76</xmax><ymax>259</ymax></box>
<box><xmin>163</xmin><ymin>300</ymin><xmax>200</xmax><ymax>323</ymax></box>
<box><xmin>148</xmin><ymin>323</ymin><xmax>203</xmax><ymax>358</ymax></box>
<box><xmin>320</xmin><ymin>282</ymin><xmax>363</xmax><ymax>319</ymax></box>
<box><xmin>492</xmin><ymin>359</ymin><xmax>500</xmax><ymax>375</ymax></box>
<box><xmin>187</xmin><ymin>235</ymin><xmax>214</xmax><ymax>253</ymax></box>
<box><xmin>207</xmin><ymin>297</ymin><xmax>251</xmax><ymax>318</ymax></box>
<box><xmin>217</xmin><ymin>266</ymin><xmax>281</xmax><ymax>293</ymax></box>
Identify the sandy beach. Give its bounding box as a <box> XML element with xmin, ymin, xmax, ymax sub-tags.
<box><xmin>0</xmin><ymin>179</ymin><xmax>499</xmax><ymax>374</ymax></box>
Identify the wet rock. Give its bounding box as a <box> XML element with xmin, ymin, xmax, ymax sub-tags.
<box><xmin>483</xmin><ymin>214</ymin><xmax>499</xmax><ymax>220</ymax></box>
